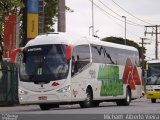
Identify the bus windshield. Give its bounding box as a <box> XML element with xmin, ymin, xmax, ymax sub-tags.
<box><xmin>146</xmin><ymin>63</ymin><xmax>160</xmax><ymax>85</ymax></box>
<box><xmin>19</xmin><ymin>44</ymin><xmax>69</xmax><ymax>83</ymax></box>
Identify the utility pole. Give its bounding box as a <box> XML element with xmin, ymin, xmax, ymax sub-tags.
<box><xmin>139</xmin><ymin>38</ymin><xmax>150</xmax><ymax>88</ymax></box>
<box><xmin>122</xmin><ymin>16</ymin><xmax>126</xmax><ymax>45</ymax></box>
<box><xmin>92</xmin><ymin>0</ymin><xmax>94</xmax><ymax>36</ymax></box>
<box><xmin>58</xmin><ymin>0</ymin><xmax>66</xmax><ymax>32</ymax></box>
<box><xmin>38</xmin><ymin>0</ymin><xmax>45</xmax><ymax>34</ymax></box>
<box><xmin>139</xmin><ymin>38</ymin><xmax>149</xmax><ymax>77</ymax></box>
<box><xmin>145</xmin><ymin>25</ymin><xmax>160</xmax><ymax>59</ymax></box>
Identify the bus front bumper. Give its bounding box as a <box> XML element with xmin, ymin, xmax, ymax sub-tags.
<box><xmin>146</xmin><ymin>91</ymin><xmax>160</xmax><ymax>99</ymax></box>
<box><xmin>19</xmin><ymin>93</ymin><xmax>71</xmax><ymax>105</ymax></box>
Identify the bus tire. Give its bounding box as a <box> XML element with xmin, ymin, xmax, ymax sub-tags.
<box><xmin>151</xmin><ymin>99</ymin><xmax>156</xmax><ymax>103</ymax></box>
<box><xmin>116</xmin><ymin>87</ymin><xmax>131</xmax><ymax>106</ymax></box>
<box><xmin>50</xmin><ymin>104</ymin><xmax>60</xmax><ymax>108</ymax></box>
<box><xmin>92</xmin><ymin>101</ymin><xmax>100</xmax><ymax>107</ymax></box>
<box><xmin>53</xmin><ymin>104</ymin><xmax>60</xmax><ymax>108</ymax></box>
<box><xmin>39</xmin><ymin>104</ymin><xmax>51</xmax><ymax>110</ymax></box>
<box><xmin>79</xmin><ymin>88</ymin><xmax>93</xmax><ymax>108</ymax></box>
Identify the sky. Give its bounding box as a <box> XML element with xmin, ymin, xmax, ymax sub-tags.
<box><xmin>63</xmin><ymin>0</ymin><xmax>160</xmax><ymax>60</ymax></box>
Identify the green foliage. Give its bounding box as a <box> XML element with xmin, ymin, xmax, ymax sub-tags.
<box><xmin>0</xmin><ymin>0</ymin><xmax>72</xmax><ymax>58</ymax></box>
<box><xmin>43</xmin><ymin>0</ymin><xmax>73</xmax><ymax>32</ymax></box>
<box><xmin>0</xmin><ymin>0</ymin><xmax>24</xmax><ymax>60</ymax></box>
<box><xmin>44</xmin><ymin>0</ymin><xmax>58</xmax><ymax>32</ymax></box>
<box><xmin>0</xmin><ymin>0</ymin><xmax>24</xmax><ymax>15</ymax></box>
<box><xmin>0</xmin><ymin>0</ymin><xmax>71</xmax><ymax>39</ymax></box>
<box><xmin>0</xmin><ymin>0</ymin><xmax>68</xmax><ymax>46</ymax></box>
<box><xmin>0</xmin><ymin>0</ymin><xmax>56</xmax><ymax>58</ymax></box>
<box><xmin>0</xmin><ymin>0</ymin><xmax>24</xmax><ymax>33</ymax></box>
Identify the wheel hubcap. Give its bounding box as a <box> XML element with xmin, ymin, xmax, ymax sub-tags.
<box><xmin>86</xmin><ymin>93</ymin><xmax>91</xmax><ymax>104</ymax></box>
<box><xmin>126</xmin><ymin>91</ymin><xmax>130</xmax><ymax>102</ymax></box>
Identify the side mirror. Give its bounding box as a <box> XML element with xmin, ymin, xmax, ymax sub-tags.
<box><xmin>66</xmin><ymin>45</ymin><xmax>72</xmax><ymax>61</ymax></box>
<box><xmin>10</xmin><ymin>48</ymin><xmax>21</xmax><ymax>64</ymax></box>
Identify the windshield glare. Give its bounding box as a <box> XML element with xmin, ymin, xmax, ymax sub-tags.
<box><xmin>146</xmin><ymin>63</ymin><xmax>160</xmax><ymax>85</ymax></box>
<box><xmin>19</xmin><ymin>44</ymin><xmax>69</xmax><ymax>82</ymax></box>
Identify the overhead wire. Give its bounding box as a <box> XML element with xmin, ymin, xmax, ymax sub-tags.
<box><xmin>107</xmin><ymin>0</ymin><xmax>155</xmax><ymax>56</ymax></box>
<box><xmin>111</xmin><ymin>0</ymin><xmax>154</xmax><ymax>26</ymax></box>
<box><xmin>89</xmin><ymin>0</ymin><xmax>143</xmax><ymax>27</ymax></box>
<box><xmin>98</xmin><ymin>0</ymin><xmax>145</xmax><ymax>27</ymax></box>
<box><xmin>89</xmin><ymin>0</ymin><xmax>141</xmax><ymax>39</ymax></box>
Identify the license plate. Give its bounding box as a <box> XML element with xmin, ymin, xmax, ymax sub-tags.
<box><xmin>38</xmin><ymin>96</ymin><xmax>47</xmax><ymax>100</ymax></box>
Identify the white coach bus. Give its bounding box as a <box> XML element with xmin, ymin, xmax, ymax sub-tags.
<box><xmin>11</xmin><ymin>33</ymin><xmax>142</xmax><ymax>110</ymax></box>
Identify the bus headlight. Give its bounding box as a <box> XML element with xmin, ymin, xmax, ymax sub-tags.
<box><xmin>18</xmin><ymin>88</ymin><xmax>28</xmax><ymax>95</ymax></box>
<box><xmin>57</xmin><ymin>85</ymin><xmax>71</xmax><ymax>93</ymax></box>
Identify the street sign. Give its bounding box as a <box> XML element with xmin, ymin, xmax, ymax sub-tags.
<box><xmin>27</xmin><ymin>0</ymin><xmax>39</xmax><ymax>14</ymax></box>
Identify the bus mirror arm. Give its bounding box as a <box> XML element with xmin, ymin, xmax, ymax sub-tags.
<box><xmin>71</xmin><ymin>59</ymin><xmax>79</xmax><ymax>75</ymax></box>
<box><xmin>74</xmin><ymin>61</ymin><xmax>79</xmax><ymax>73</ymax></box>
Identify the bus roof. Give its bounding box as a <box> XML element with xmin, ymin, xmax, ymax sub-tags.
<box><xmin>87</xmin><ymin>37</ymin><xmax>138</xmax><ymax>52</ymax></box>
<box><xmin>25</xmin><ymin>32</ymin><xmax>138</xmax><ymax>52</ymax></box>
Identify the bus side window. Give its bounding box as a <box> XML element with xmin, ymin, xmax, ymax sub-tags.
<box><xmin>71</xmin><ymin>45</ymin><xmax>90</xmax><ymax>76</ymax></box>
<box><xmin>91</xmin><ymin>44</ymin><xmax>117</xmax><ymax>64</ymax></box>
<box><xmin>71</xmin><ymin>55</ymin><xmax>79</xmax><ymax>76</ymax></box>
<box><xmin>71</xmin><ymin>56</ymin><xmax>75</xmax><ymax>75</ymax></box>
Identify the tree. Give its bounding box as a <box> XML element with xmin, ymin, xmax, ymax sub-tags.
<box><xmin>0</xmin><ymin>0</ymin><xmax>24</xmax><ymax>61</ymax></box>
<box><xmin>44</xmin><ymin>0</ymin><xmax>73</xmax><ymax>32</ymax></box>
<box><xmin>44</xmin><ymin>0</ymin><xmax>58</xmax><ymax>32</ymax></box>
<box><xmin>0</xmin><ymin>0</ymin><xmax>24</xmax><ymax>34</ymax></box>
<box><xmin>0</xmin><ymin>0</ymin><xmax>72</xmax><ymax>57</ymax></box>
<box><xmin>0</xmin><ymin>0</ymin><xmax>60</xmax><ymax>35</ymax></box>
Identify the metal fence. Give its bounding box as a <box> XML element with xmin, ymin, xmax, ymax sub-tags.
<box><xmin>0</xmin><ymin>61</ymin><xmax>19</xmax><ymax>106</ymax></box>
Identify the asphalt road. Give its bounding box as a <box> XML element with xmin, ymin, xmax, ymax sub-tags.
<box><xmin>0</xmin><ymin>97</ymin><xmax>160</xmax><ymax>120</ymax></box>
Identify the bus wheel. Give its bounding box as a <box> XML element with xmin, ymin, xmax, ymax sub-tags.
<box><xmin>116</xmin><ymin>88</ymin><xmax>131</xmax><ymax>106</ymax></box>
<box><xmin>151</xmin><ymin>99</ymin><xmax>156</xmax><ymax>103</ymax></box>
<box><xmin>39</xmin><ymin>104</ymin><xmax>51</xmax><ymax>110</ymax></box>
<box><xmin>80</xmin><ymin>88</ymin><xmax>93</xmax><ymax>108</ymax></box>
<box><xmin>51</xmin><ymin>104</ymin><xmax>59</xmax><ymax>108</ymax></box>
<box><xmin>92</xmin><ymin>101</ymin><xmax>100</xmax><ymax>107</ymax></box>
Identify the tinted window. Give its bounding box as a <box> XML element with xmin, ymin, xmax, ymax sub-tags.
<box><xmin>146</xmin><ymin>63</ymin><xmax>160</xmax><ymax>85</ymax></box>
<box><xmin>91</xmin><ymin>44</ymin><xmax>139</xmax><ymax>66</ymax></box>
<box><xmin>118</xmin><ymin>49</ymin><xmax>139</xmax><ymax>66</ymax></box>
<box><xmin>91</xmin><ymin>44</ymin><xmax>116</xmax><ymax>64</ymax></box>
<box><xmin>19</xmin><ymin>44</ymin><xmax>69</xmax><ymax>83</ymax></box>
<box><xmin>72</xmin><ymin>45</ymin><xmax>90</xmax><ymax>75</ymax></box>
